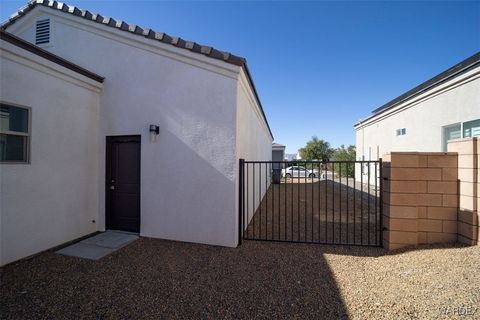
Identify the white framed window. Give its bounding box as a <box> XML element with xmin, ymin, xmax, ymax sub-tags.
<box><xmin>442</xmin><ymin>123</ymin><xmax>461</xmax><ymax>151</ymax></box>
<box><xmin>0</xmin><ymin>103</ymin><xmax>31</xmax><ymax>163</ymax></box>
<box><xmin>443</xmin><ymin>119</ymin><xmax>480</xmax><ymax>151</ymax></box>
<box><xmin>463</xmin><ymin>119</ymin><xmax>480</xmax><ymax>138</ymax></box>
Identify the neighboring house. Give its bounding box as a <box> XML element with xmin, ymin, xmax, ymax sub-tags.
<box><xmin>272</xmin><ymin>143</ymin><xmax>285</xmax><ymax>169</ymax></box>
<box><xmin>355</xmin><ymin>52</ymin><xmax>480</xmax><ymax>162</ymax></box>
<box><xmin>284</xmin><ymin>153</ymin><xmax>298</xmax><ymax>161</ymax></box>
<box><xmin>0</xmin><ymin>0</ymin><xmax>273</xmax><ymax>266</ymax></box>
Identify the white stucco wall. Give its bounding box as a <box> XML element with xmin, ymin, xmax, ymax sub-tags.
<box><xmin>6</xmin><ymin>6</ymin><xmax>270</xmax><ymax>248</ymax></box>
<box><xmin>0</xmin><ymin>40</ymin><xmax>102</xmax><ymax>266</ymax></box>
<box><xmin>235</xmin><ymin>69</ymin><xmax>273</xmax><ymax>235</ymax></box>
<box><xmin>355</xmin><ymin>66</ymin><xmax>480</xmax><ymax>183</ymax></box>
<box><xmin>356</xmin><ymin>66</ymin><xmax>480</xmax><ymax>159</ymax></box>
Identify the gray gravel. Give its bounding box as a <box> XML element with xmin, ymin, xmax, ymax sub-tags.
<box><xmin>1</xmin><ymin>238</ymin><xmax>479</xmax><ymax>319</ymax></box>
<box><xmin>246</xmin><ymin>181</ymin><xmax>380</xmax><ymax>245</ymax></box>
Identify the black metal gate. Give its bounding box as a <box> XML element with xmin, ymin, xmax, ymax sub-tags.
<box><xmin>239</xmin><ymin>160</ymin><xmax>382</xmax><ymax>246</ymax></box>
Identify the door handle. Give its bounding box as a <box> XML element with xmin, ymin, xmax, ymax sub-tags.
<box><xmin>110</xmin><ymin>185</ymin><xmax>115</xmax><ymax>190</ymax></box>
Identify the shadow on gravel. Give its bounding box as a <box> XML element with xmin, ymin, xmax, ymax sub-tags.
<box><xmin>1</xmin><ymin>238</ymin><xmax>351</xmax><ymax>319</ymax></box>
<box><xmin>1</xmin><ymin>237</ymin><xmax>469</xmax><ymax>319</ymax></box>
<box><xmin>305</xmin><ymin>241</ymin><xmax>470</xmax><ymax>258</ymax></box>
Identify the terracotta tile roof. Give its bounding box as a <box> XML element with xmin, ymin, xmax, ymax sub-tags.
<box><xmin>1</xmin><ymin>0</ymin><xmax>273</xmax><ymax>138</ymax></box>
<box><xmin>1</xmin><ymin>0</ymin><xmax>247</xmax><ymax>67</ymax></box>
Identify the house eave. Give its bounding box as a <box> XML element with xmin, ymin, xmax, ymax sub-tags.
<box><xmin>355</xmin><ymin>52</ymin><xmax>480</xmax><ymax>129</ymax></box>
<box><xmin>0</xmin><ymin>29</ymin><xmax>104</xmax><ymax>83</ymax></box>
<box><xmin>2</xmin><ymin>0</ymin><xmax>274</xmax><ymax>141</ymax></box>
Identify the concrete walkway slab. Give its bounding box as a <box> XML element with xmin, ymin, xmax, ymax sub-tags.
<box><xmin>56</xmin><ymin>230</ymin><xmax>138</xmax><ymax>260</ymax></box>
<box><xmin>82</xmin><ymin>230</ymin><xmax>138</xmax><ymax>249</ymax></box>
<box><xmin>56</xmin><ymin>242</ymin><xmax>115</xmax><ymax>260</ymax></box>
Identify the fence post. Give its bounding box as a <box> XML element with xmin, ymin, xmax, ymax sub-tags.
<box><xmin>379</xmin><ymin>158</ymin><xmax>383</xmax><ymax>247</ymax></box>
<box><xmin>238</xmin><ymin>158</ymin><xmax>245</xmax><ymax>246</ymax></box>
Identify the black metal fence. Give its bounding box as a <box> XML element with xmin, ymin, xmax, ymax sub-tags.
<box><xmin>239</xmin><ymin>159</ymin><xmax>382</xmax><ymax>246</ymax></box>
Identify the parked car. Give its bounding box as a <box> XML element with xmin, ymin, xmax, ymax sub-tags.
<box><xmin>282</xmin><ymin>166</ymin><xmax>319</xmax><ymax>178</ymax></box>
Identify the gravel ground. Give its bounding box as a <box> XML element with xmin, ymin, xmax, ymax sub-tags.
<box><xmin>1</xmin><ymin>238</ymin><xmax>479</xmax><ymax>319</ymax></box>
<box><xmin>245</xmin><ymin>181</ymin><xmax>381</xmax><ymax>246</ymax></box>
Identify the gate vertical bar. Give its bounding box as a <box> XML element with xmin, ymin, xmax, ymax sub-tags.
<box><xmin>332</xmin><ymin>163</ymin><xmax>335</xmax><ymax>243</ymax></box>
<box><xmin>297</xmin><ymin>166</ymin><xmax>300</xmax><ymax>241</ymax></box>
<box><xmin>325</xmin><ymin>162</ymin><xmax>328</xmax><ymax>242</ymax></box>
<box><xmin>346</xmin><ymin>163</ymin><xmax>349</xmax><ymax>244</ymax></box>
<box><xmin>339</xmin><ymin>163</ymin><xmax>342</xmax><ymax>243</ymax></box>
<box><xmin>360</xmin><ymin>162</ymin><xmax>364</xmax><ymax>245</ymax></box>
<box><xmin>318</xmin><ymin>163</ymin><xmax>321</xmax><ymax>242</ymax></box>
<box><xmin>278</xmin><ymin>163</ymin><xmax>281</xmax><ymax>240</ymax></box>
<box><xmin>375</xmin><ymin>161</ymin><xmax>378</xmax><ymax>246</ymax></box>
<box><xmin>259</xmin><ymin>163</ymin><xmax>262</xmax><ymax>240</ymax></box>
<box><xmin>284</xmin><ymin>162</ymin><xmax>287</xmax><ymax>240</ymax></box>
<box><xmin>246</xmin><ymin>163</ymin><xmax>249</xmax><ymax>239</ymax></box>
<box><xmin>272</xmin><ymin>163</ymin><xmax>275</xmax><ymax>240</ymax></box>
<box><xmin>311</xmin><ymin>162</ymin><xmax>314</xmax><ymax>241</ymax></box>
<box><xmin>368</xmin><ymin>162</ymin><xmax>371</xmax><ymax>245</ymax></box>
<box><xmin>379</xmin><ymin>158</ymin><xmax>383</xmax><ymax>247</ymax></box>
<box><xmin>291</xmin><ymin>162</ymin><xmax>293</xmax><ymax>241</ymax></box>
<box><xmin>239</xmin><ymin>159</ymin><xmax>244</xmax><ymax>245</ymax></box>
<box><xmin>353</xmin><ymin>162</ymin><xmax>356</xmax><ymax>245</ymax></box>
<box><xmin>252</xmin><ymin>163</ymin><xmax>255</xmax><ymax>239</ymax></box>
<box><xmin>265</xmin><ymin>163</ymin><xmax>267</xmax><ymax>240</ymax></box>
<box><xmin>304</xmin><ymin>163</ymin><xmax>307</xmax><ymax>241</ymax></box>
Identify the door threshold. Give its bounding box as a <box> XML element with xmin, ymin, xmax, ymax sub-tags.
<box><xmin>106</xmin><ymin>229</ymin><xmax>140</xmax><ymax>236</ymax></box>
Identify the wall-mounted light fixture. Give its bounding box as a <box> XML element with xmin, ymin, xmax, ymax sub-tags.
<box><xmin>149</xmin><ymin>124</ymin><xmax>160</xmax><ymax>142</ymax></box>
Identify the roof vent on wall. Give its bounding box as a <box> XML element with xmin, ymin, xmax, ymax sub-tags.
<box><xmin>35</xmin><ymin>18</ymin><xmax>50</xmax><ymax>45</ymax></box>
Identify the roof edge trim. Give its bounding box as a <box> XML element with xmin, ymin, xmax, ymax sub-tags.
<box><xmin>0</xmin><ymin>30</ymin><xmax>104</xmax><ymax>82</ymax></box>
<box><xmin>356</xmin><ymin>52</ymin><xmax>480</xmax><ymax>127</ymax></box>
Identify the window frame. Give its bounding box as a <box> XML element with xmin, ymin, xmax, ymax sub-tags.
<box><xmin>396</xmin><ymin>128</ymin><xmax>406</xmax><ymax>136</ymax></box>
<box><xmin>0</xmin><ymin>101</ymin><xmax>32</xmax><ymax>164</ymax></box>
<box><xmin>462</xmin><ymin>118</ymin><xmax>480</xmax><ymax>138</ymax></box>
<box><xmin>442</xmin><ymin>119</ymin><xmax>480</xmax><ymax>151</ymax></box>
<box><xmin>442</xmin><ymin>122</ymin><xmax>461</xmax><ymax>152</ymax></box>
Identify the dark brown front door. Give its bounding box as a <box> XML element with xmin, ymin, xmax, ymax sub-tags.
<box><xmin>106</xmin><ymin>135</ymin><xmax>141</xmax><ymax>233</ymax></box>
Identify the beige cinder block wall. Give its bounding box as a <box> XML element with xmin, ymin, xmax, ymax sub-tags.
<box><xmin>448</xmin><ymin>138</ymin><xmax>479</xmax><ymax>245</ymax></box>
<box><xmin>382</xmin><ymin>152</ymin><xmax>458</xmax><ymax>250</ymax></box>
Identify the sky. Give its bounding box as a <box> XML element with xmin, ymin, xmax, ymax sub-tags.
<box><xmin>1</xmin><ymin>0</ymin><xmax>479</xmax><ymax>153</ymax></box>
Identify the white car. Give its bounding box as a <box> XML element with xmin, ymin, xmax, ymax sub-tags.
<box><xmin>282</xmin><ymin>166</ymin><xmax>319</xmax><ymax>178</ymax></box>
